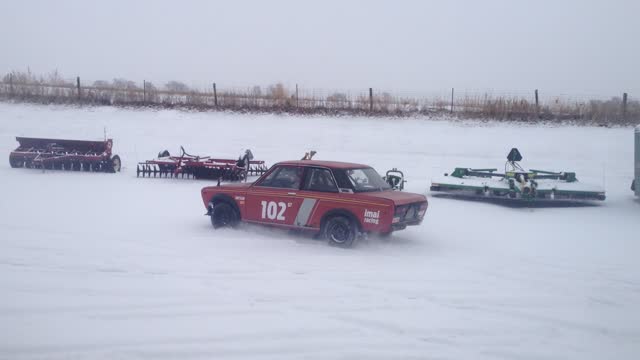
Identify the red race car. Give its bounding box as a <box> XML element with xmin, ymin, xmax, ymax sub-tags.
<box><xmin>201</xmin><ymin>160</ymin><xmax>428</xmax><ymax>247</ymax></box>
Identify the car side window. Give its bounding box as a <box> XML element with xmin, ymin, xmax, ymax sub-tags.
<box><xmin>256</xmin><ymin>166</ymin><xmax>303</xmax><ymax>189</ymax></box>
<box><xmin>303</xmin><ymin>168</ymin><xmax>338</xmax><ymax>193</ymax></box>
<box><xmin>332</xmin><ymin>169</ymin><xmax>355</xmax><ymax>191</ymax></box>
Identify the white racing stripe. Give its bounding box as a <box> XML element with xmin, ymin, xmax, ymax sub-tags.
<box><xmin>293</xmin><ymin>198</ymin><xmax>317</xmax><ymax>227</ymax></box>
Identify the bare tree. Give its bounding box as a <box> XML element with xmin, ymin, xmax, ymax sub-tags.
<box><xmin>165</xmin><ymin>81</ymin><xmax>190</xmax><ymax>92</ymax></box>
<box><xmin>112</xmin><ymin>78</ymin><xmax>139</xmax><ymax>90</ymax></box>
<box><xmin>92</xmin><ymin>80</ymin><xmax>110</xmax><ymax>88</ymax></box>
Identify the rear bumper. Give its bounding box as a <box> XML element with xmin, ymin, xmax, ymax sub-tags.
<box><xmin>391</xmin><ymin>219</ymin><xmax>422</xmax><ymax>231</ymax></box>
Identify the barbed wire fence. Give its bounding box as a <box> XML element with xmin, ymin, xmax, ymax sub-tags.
<box><xmin>0</xmin><ymin>71</ymin><xmax>637</xmax><ymax>124</ymax></box>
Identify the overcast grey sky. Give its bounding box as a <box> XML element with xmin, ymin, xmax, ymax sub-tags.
<box><xmin>1</xmin><ymin>0</ymin><xmax>638</xmax><ymax>97</ymax></box>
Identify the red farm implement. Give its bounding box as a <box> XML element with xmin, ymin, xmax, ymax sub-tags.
<box><xmin>9</xmin><ymin>137</ymin><xmax>121</xmax><ymax>172</ymax></box>
<box><xmin>137</xmin><ymin>147</ymin><xmax>268</xmax><ymax>181</ymax></box>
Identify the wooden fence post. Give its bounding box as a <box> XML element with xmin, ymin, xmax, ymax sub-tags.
<box><xmin>623</xmin><ymin>92</ymin><xmax>628</xmax><ymax>121</ymax></box>
<box><xmin>369</xmin><ymin>88</ymin><xmax>373</xmax><ymax>112</ymax></box>
<box><xmin>535</xmin><ymin>89</ymin><xmax>539</xmax><ymax>117</ymax></box>
<box><xmin>76</xmin><ymin>76</ymin><xmax>81</xmax><ymax>99</ymax></box>
<box><xmin>143</xmin><ymin>80</ymin><xmax>146</xmax><ymax>103</ymax></box>
<box><xmin>213</xmin><ymin>83</ymin><xmax>218</xmax><ymax>107</ymax></box>
<box><xmin>450</xmin><ymin>88</ymin><xmax>454</xmax><ymax>113</ymax></box>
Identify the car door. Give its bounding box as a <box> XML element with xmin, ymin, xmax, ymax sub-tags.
<box><xmin>294</xmin><ymin>167</ymin><xmax>340</xmax><ymax>228</ymax></box>
<box><xmin>245</xmin><ymin>165</ymin><xmax>305</xmax><ymax>226</ymax></box>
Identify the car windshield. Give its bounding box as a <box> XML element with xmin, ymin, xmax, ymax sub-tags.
<box><xmin>341</xmin><ymin>167</ymin><xmax>391</xmax><ymax>192</ymax></box>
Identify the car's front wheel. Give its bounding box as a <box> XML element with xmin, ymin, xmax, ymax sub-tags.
<box><xmin>323</xmin><ymin>215</ymin><xmax>358</xmax><ymax>248</ymax></box>
<box><xmin>210</xmin><ymin>202</ymin><xmax>238</xmax><ymax>229</ymax></box>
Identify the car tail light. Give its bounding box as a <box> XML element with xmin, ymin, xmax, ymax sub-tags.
<box><xmin>393</xmin><ymin>205</ymin><xmax>407</xmax><ymax>224</ymax></box>
<box><xmin>418</xmin><ymin>202</ymin><xmax>428</xmax><ymax>217</ymax></box>
<box><xmin>405</xmin><ymin>206</ymin><xmax>417</xmax><ymax>219</ymax></box>
<box><xmin>394</xmin><ymin>205</ymin><xmax>408</xmax><ymax>216</ymax></box>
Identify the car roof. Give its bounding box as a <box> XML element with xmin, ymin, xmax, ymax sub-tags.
<box><xmin>274</xmin><ymin>160</ymin><xmax>370</xmax><ymax>169</ymax></box>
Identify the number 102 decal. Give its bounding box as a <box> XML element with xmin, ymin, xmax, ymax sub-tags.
<box><xmin>260</xmin><ymin>201</ymin><xmax>287</xmax><ymax>220</ymax></box>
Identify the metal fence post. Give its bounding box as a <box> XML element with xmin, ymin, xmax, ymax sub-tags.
<box><xmin>213</xmin><ymin>83</ymin><xmax>218</xmax><ymax>107</ymax></box>
<box><xmin>622</xmin><ymin>92</ymin><xmax>628</xmax><ymax>121</ymax></box>
<box><xmin>450</xmin><ymin>88</ymin><xmax>454</xmax><ymax>113</ymax></box>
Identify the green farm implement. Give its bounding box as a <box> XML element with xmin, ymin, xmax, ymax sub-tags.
<box><xmin>431</xmin><ymin>148</ymin><xmax>605</xmax><ymax>202</ymax></box>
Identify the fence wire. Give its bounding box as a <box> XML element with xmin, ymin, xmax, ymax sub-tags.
<box><xmin>0</xmin><ymin>72</ymin><xmax>637</xmax><ymax>124</ymax></box>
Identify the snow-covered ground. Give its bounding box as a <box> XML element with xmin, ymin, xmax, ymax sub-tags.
<box><xmin>0</xmin><ymin>102</ymin><xmax>639</xmax><ymax>359</ymax></box>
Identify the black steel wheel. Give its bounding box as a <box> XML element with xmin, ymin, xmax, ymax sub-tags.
<box><xmin>110</xmin><ymin>155</ymin><xmax>121</xmax><ymax>173</ymax></box>
<box><xmin>9</xmin><ymin>157</ymin><xmax>23</xmax><ymax>168</ymax></box>
<box><xmin>323</xmin><ymin>215</ymin><xmax>357</xmax><ymax>248</ymax></box>
<box><xmin>210</xmin><ymin>202</ymin><xmax>238</xmax><ymax>229</ymax></box>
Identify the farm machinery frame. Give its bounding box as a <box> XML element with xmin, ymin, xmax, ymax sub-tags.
<box><xmin>9</xmin><ymin>137</ymin><xmax>121</xmax><ymax>173</ymax></box>
<box><xmin>431</xmin><ymin>148</ymin><xmax>606</xmax><ymax>202</ymax></box>
<box><xmin>137</xmin><ymin>147</ymin><xmax>268</xmax><ymax>181</ymax></box>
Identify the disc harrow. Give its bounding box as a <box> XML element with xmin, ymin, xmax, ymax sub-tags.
<box><xmin>9</xmin><ymin>137</ymin><xmax>121</xmax><ymax>173</ymax></box>
<box><xmin>137</xmin><ymin>147</ymin><xmax>268</xmax><ymax>181</ymax></box>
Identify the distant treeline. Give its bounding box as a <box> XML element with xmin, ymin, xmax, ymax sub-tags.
<box><xmin>0</xmin><ymin>70</ymin><xmax>637</xmax><ymax>125</ymax></box>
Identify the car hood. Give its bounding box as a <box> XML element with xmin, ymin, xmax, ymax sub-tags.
<box><xmin>359</xmin><ymin>190</ymin><xmax>427</xmax><ymax>205</ymax></box>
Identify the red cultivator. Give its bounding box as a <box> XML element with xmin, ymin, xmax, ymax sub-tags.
<box><xmin>137</xmin><ymin>147</ymin><xmax>268</xmax><ymax>181</ymax></box>
<box><xmin>9</xmin><ymin>137</ymin><xmax>121</xmax><ymax>172</ymax></box>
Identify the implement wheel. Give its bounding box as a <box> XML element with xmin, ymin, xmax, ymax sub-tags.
<box><xmin>9</xmin><ymin>157</ymin><xmax>23</xmax><ymax>168</ymax></box>
<box><xmin>110</xmin><ymin>155</ymin><xmax>122</xmax><ymax>173</ymax></box>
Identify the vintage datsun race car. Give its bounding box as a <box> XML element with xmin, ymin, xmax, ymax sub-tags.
<box><xmin>201</xmin><ymin>160</ymin><xmax>428</xmax><ymax>247</ymax></box>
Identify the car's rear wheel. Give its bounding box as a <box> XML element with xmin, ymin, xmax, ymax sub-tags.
<box><xmin>211</xmin><ymin>202</ymin><xmax>238</xmax><ymax>229</ymax></box>
<box><xmin>323</xmin><ymin>215</ymin><xmax>357</xmax><ymax>248</ymax></box>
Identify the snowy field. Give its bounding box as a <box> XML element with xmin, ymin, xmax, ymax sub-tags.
<box><xmin>1</xmin><ymin>102</ymin><xmax>639</xmax><ymax>360</ymax></box>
